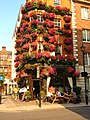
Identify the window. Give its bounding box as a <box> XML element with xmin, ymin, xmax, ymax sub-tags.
<box><xmin>54</xmin><ymin>19</ymin><xmax>61</xmax><ymax>28</ymax></box>
<box><xmin>54</xmin><ymin>0</ymin><xmax>60</xmax><ymax>6</ymax></box>
<box><xmin>82</xmin><ymin>29</ymin><xmax>90</xmax><ymax>42</ymax></box>
<box><xmin>37</xmin><ymin>15</ymin><xmax>44</xmax><ymax>24</ymax></box>
<box><xmin>81</xmin><ymin>7</ymin><xmax>90</xmax><ymax>20</ymax></box>
<box><xmin>86</xmin><ymin>77</ymin><xmax>90</xmax><ymax>91</ymax></box>
<box><xmin>84</xmin><ymin>53</ymin><xmax>90</xmax><ymax>66</ymax></box>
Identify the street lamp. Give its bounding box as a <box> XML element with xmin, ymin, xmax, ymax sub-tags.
<box><xmin>80</xmin><ymin>44</ymin><xmax>88</xmax><ymax>105</ymax></box>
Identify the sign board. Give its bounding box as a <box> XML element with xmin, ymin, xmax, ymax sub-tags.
<box><xmin>81</xmin><ymin>72</ymin><xmax>88</xmax><ymax>77</ymax></box>
<box><xmin>0</xmin><ymin>76</ymin><xmax>4</xmax><ymax>80</ymax></box>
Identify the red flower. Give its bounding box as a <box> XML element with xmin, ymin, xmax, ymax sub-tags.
<box><xmin>49</xmin><ymin>28</ymin><xmax>56</xmax><ymax>35</ymax></box>
<box><xmin>37</xmin><ymin>53</ymin><xmax>42</xmax><ymax>58</ymax></box>
<box><xmin>31</xmin><ymin>42</ymin><xmax>37</xmax><ymax>46</ymax></box>
<box><xmin>74</xmin><ymin>71</ymin><xmax>80</xmax><ymax>77</ymax></box>
<box><xmin>67</xmin><ymin>67</ymin><xmax>74</xmax><ymax>73</ymax></box>
<box><xmin>63</xmin><ymin>16</ymin><xmax>71</xmax><ymax>23</ymax></box>
<box><xmin>56</xmin><ymin>6</ymin><xmax>61</xmax><ymax>11</ymax></box>
<box><xmin>64</xmin><ymin>38</ymin><xmax>72</xmax><ymax>45</ymax></box>
<box><xmin>49</xmin><ymin>37</ymin><xmax>55</xmax><ymax>43</ymax></box>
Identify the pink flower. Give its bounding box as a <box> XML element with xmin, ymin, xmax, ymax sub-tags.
<box><xmin>57</xmin><ymin>55</ymin><xmax>63</xmax><ymax>61</ymax></box>
<box><xmin>68</xmin><ymin>67</ymin><xmax>74</xmax><ymax>73</ymax></box>
<box><xmin>56</xmin><ymin>6</ymin><xmax>61</xmax><ymax>11</ymax></box>
<box><xmin>31</xmin><ymin>42</ymin><xmax>37</xmax><ymax>46</ymax></box>
<box><xmin>37</xmin><ymin>53</ymin><xmax>42</xmax><ymax>58</ymax></box>
<box><xmin>49</xmin><ymin>37</ymin><xmax>55</xmax><ymax>43</ymax></box>
<box><xmin>49</xmin><ymin>45</ymin><xmax>56</xmax><ymax>51</ymax></box>
<box><xmin>64</xmin><ymin>38</ymin><xmax>72</xmax><ymax>45</ymax></box>
<box><xmin>63</xmin><ymin>16</ymin><xmax>71</xmax><ymax>23</ymax></box>
<box><xmin>51</xmin><ymin>56</ymin><xmax>57</xmax><ymax>60</ymax></box>
<box><xmin>24</xmin><ymin>34</ymin><xmax>30</xmax><ymax>39</ymax></box>
<box><xmin>48</xmin><ymin>21</ymin><xmax>54</xmax><ymax>28</ymax></box>
<box><xmin>74</xmin><ymin>71</ymin><xmax>80</xmax><ymax>77</ymax></box>
<box><xmin>21</xmin><ymin>73</ymin><xmax>28</xmax><ymax>77</ymax></box>
<box><xmin>22</xmin><ymin>44</ymin><xmax>29</xmax><ymax>49</ymax></box>
<box><xmin>31</xmin><ymin>20</ymin><xmax>38</xmax><ymax>25</ymax></box>
<box><xmin>45</xmin><ymin>52</ymin><xmax>50</xmax><ymax>58</ymax></box>
<box><xmin>49</xmin><ymin>67</ymin><xmax>55</xmax><ymax>74</ymax></box>
<box><xmin>49</xmin><ymin>28</ymin><xmax>56</xmax><ymax>35</ymax></box>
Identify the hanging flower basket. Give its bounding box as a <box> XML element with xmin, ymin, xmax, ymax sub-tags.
<box><xmin>64</xmin><ymin>23</ymin><xmax>71</xmax><ymax>29</ymax></box>
<box><xmin>49</xmin><ymin>28</ymin><xmax>56</xmax><ymax>36</ymax></box>
<box><xmin>64</xmin><ymin>38</ymin><xmax>72</xmax><ymax>45</ymax></box>
<box><xmin>65</xmin><ymin>45</ymin><xmax>73</xmax><ymax>53</ymax></box>
<box><xmin>63</xmin><ymin>16</ymin><xmax>71</xmax><ymax>23</ymax></box>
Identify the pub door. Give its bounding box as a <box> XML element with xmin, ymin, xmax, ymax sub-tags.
<box><xmin>33</xmin><ymin>80</ymin><xmax>40</xmax><ymax>99</ymax></box>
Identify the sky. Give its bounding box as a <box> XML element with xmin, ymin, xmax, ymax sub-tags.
<box><xmin>0</xmin><ymin>0</ymin><xmax>26</xmax><ymax>51</ymax></box>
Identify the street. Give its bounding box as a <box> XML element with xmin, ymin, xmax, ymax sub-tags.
<box><xmin>67</xmin><ymin>106</ymin><xmax>90</xmax><ymax>120</ymax></box>
<box><xmin>0</xmin><ymin>107</ymin><xmax>87</xmax><ymax>120</ymax></box>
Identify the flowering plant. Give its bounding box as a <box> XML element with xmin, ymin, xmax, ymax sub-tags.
<box><xmin>49</xmin><ymin>37</ymin><xmax>55</xmax><ymax>43</ymax></box>
<box><xmin>65</xmin><ymin>30</ymin><xmax>72</xmax><ymax>37</ymax></box>
<box><xmin>63</xmin><ymin>16</ymin><xmax>71</xmax><ymax>23</ymax></box>
<box><xmin>64</xmin><ymin>38</ymin><xmax>72</xmax><ymax>45</ymax></box>
<box><xmin>31</xmin><ymin>42</ymin><xmax>37</xmax><ymax>47</ymax></box>
<box><xmin>64</xmin><ymin>23</ymin><xmax>71</xmax><ymax>29</ymax></box>
<box><xmin>43</xmin><ymin>43</ymin><xmax>50</xmax><ymax>51</ymax></box>
<box><xmin>47</xmin><ymin>13</ymin><xmax>55</xmax><ymax>20</ymax></box>
<box><xmin>49</xmin><ymin>28</ymin><xmax>56</xmax><ymax>36</ymax></box>
<box><xmin>57</xmin><ymin>28</ymin><xmax>66</xmax><ymax>36</ymax></box>
<box><xmin>65</xmin><ymin>45</ymin><xmax>73</xmax><ymax>53</ymax></box>
<box><xmin>40</xmin><ymin>66</ymin><xmax>56</xmax><ymax>78</ymax></box>
<box><xmin>47</xmin><ymin>21</ymin><xmax>54</xmax><ymax>28</ymax></box>
<box><xmin>29</xmin><ymin>12</ymin><xmax>37</xmax><ymax>19</ymax></box>
<box><xmin>31</xmin><ymin>20</ymin><xmax>38</xmax><ymax>27</ymax></box>
<box><xmin>31</xmin><ymin>32</ymin><xmax>37</xmax><ymax>40</ymax></box>
<box><xmin>49</xmin><ymin>44</ymin><xmax>56</xmax><ymax>52</ymax></box>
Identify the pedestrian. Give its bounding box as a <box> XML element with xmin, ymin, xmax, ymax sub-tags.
<box><xmin>13</xmin><ymin>85</ymin><xmax>19</xmax><ymax>100</ymax></box>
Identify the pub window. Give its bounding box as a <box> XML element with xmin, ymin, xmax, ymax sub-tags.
<box><xmin>37</xmin><ymin>14</ymin><xmax>44</xmax><ymax>24</ymax></box>
<box><xmin>54</xmin><ymin>19</ymin><xmax>61</xmax><ymax>28</ymax></box>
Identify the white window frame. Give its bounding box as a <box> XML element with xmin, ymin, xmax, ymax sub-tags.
<box><xmin>54</xmin><ymin>0</ymin><xmax>60</xmax><ymax>6</ymax></box>
<box><xmin>54</xmin><ymin>19</ymin><xmax>61</xmax><ymax>28</ymax></box>
<box><xmin>82</xmin><ymin>29</ymin><xmax>90</xmax><ymax>42</ymax></box>
<box><xmin>37</xmin><ymin>14</ymin><xmax>44</xmax><ymax>24</ymax></box>
<box><xmin>84</xmin><ymin>53</ymin><xmax>90</xmax><ymax>66</ymax></box>
<box><xmin>81</xmin><ymin>7</ymin><xmax>90</xmax><ymax>20</ymax></box>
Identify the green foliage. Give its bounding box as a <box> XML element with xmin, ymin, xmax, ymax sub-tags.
<box><xmin>25</xmin><ymin>90</ymin><xmax>31</xmax><ymax>99</ymax></box>
<box><xmin>73</xmin><ymin>86</ymin><xmax>81</xmax><ymax>95</ymax></box>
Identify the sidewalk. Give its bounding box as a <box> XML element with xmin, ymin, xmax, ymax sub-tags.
<box><xmin>0</xmin><ymin>95</ymin><xmax>90</xmax><ymax>111</ymax></box>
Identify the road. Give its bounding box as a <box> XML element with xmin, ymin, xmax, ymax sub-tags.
<box><xmin>67</xmin><ymin>106</ymin><xmax>90</xmax><ymax>120</ymax></box>
<box><xmin>0</xmin><ymin>108</ymin><xmax>86</xmax><ymax>120</ymax></box>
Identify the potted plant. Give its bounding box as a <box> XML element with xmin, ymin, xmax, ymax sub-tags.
<box><xmin>25</xmin><ymin>90</ymin><xmax>31</xmax><ymax>102</ymax></box>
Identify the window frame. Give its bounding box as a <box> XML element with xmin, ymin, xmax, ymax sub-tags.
<box><xmin>84</xmin><ymin>53</ymin><xmax>90</xmax><ymax>66</ymax></box>
<box><xmin>54</xmin><ymin>0</ymin><xmax>60</xmax><ymax>6</ymax></box>
<box><xmin>81</xmin><ymin>7</ymin><xmax>90</xmax><ymax>20</ymax></box>
<box><xmin>54</xmin><ymin>18</ymin><xmax>61</xmax><ymax>28</ymax></box>
<box><xmin>82</xmin><ymin>29</ymin><xmax>90</xmax><ymax>42</ymax></box>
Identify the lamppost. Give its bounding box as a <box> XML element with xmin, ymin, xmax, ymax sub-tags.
<box><xmin>80</xmin><ymin>44</ymin><xmax>88</xmax><ymax>105</ymax></box>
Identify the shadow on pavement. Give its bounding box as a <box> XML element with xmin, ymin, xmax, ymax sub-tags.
<box><xmin>66</xmin><ymin>106</ymin><xmax>90</xmax><ymax>120</ymax></box>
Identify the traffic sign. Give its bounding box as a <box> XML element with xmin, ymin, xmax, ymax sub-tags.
<box><xmin>0</xmin><ymin>76</ymin><xmax>4</xmax><ymax>80</ymax></box>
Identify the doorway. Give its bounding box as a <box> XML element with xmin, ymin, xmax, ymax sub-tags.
<box><xmin>33</xmin><ymin>80</ymin><xmax>40</xmax><ymax>99</ymax></box>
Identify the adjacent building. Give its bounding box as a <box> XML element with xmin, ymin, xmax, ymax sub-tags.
<box><xmin>0</xmin><ymin>46</ymin><xmax>12</xmax><ymax>79</ymax></box>
<box><xmin>71</xmin><ymin>0</ymin><xmax>90</xmax><ymax>102</ymax></box>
